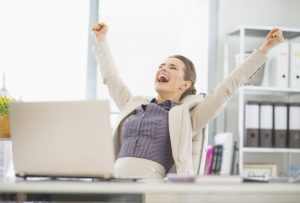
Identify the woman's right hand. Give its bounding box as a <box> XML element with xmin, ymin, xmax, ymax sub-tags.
<box><xmin>91</xmin><ymin>22</ymin><xmax>108</xmax><ymax>43</ymax></box>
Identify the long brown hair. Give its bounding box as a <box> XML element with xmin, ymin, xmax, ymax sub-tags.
<box><xmin>168</xmin><ymin>55</ymin><xmax>197</xmax><ymax>100</ymax></box>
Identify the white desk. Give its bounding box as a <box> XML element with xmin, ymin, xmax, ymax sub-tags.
<box><xmin>0</xmin><ymin>178</ymin><xmax>300</xmax><ymax>203</ymax></box>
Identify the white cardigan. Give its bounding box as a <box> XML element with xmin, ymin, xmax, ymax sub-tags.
<box><xmin>93</xmin><ymin>41</ymin><xmax>266</xmax><ymax>175</ymax></box>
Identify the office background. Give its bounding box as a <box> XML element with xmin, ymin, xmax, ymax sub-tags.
<box><xmin>212</xmin><ymin>0</ymin><xmax>300</xmax><ymax>177</ymax></box>
<box><xmin>213</xmin><ymin>0</ymin><xmax>300</xmax><ymax>144</ymax></box>
<box><xmin>1</xmin><ymin>0</ymin><xmax>300</xmax><ymax>179</ymax></box>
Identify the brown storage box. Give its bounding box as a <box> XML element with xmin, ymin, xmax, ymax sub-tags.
<box><xmin>274</xmin><ymin>130</ymin><xmax>287</xmax><ymax>148</ymax></box>
<box><xmin>289</xmin><ymin>130</ymin><xmax>300</xmax><ymax>148</ymax></box>
<box><xmin>245</xmin><ymin>128</ymin><xmax>259</xmax><ymax>147</ymax></box>
<box><xmin>260</xmin><ymin>129</ymin><xmax>273</xmax><ymax>148</ymax></box>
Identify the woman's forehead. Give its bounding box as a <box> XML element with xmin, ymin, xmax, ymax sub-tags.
<box><xmin>164</xmin><ymin>57</ymin><xmax>185</xmax><ymax>68</ymax></box>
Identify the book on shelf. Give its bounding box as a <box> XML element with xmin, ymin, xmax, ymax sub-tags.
<box><xmin>204</xmin><ymin>145</ymin><xmax>214</xmax><ymax>175</ymax></box>
<box><xmin>215</xmin><ymin>132</ymin><xmax>233</xmax><ymax>175</ymax></box>
<box><xmin>204</xmin><ymin>133</ymin><xmax>237</xmax><ymax>176</ymax></box>
<box><xmin>204</xmin><ymin>144</ymin><xmax>222</xmax><ymax>175</ymax></box>
<box><xmin>212</xmin><ymin>145</ymin><xmax>223</xmax><ymax>174</ymax></box>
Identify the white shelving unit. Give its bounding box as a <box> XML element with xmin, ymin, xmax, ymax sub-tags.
<box><xmin>224</xmin><ymin>26</ymin><xmax>300</xmax><ymax>177</ymax></box>
<box><xmin>238</xmin><ymin>86</ymin><xmax>300</xmax><ymax>176</ymax></box>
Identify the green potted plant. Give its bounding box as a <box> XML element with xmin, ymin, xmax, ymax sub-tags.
<box><xmin>0</xmin><ymin>96</ymin><xmax>16</xmax><ymax>138</ymax></box>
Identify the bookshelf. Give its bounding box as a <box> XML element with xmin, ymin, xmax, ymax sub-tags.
<box><xmin>238</xmin><ymin>85</ymin><xmax>300</xmax><ymax>177</ymax></box>
<box><xmin>224</xmin><ymin>26</ymin><xmax>300</xmax><ymax>177</ymax></box>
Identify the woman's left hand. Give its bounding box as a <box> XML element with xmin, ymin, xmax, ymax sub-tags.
<box><xmin>259</xmin><ymin>28</ymin><xmax>284</xmax><ymax>55</ymax></box>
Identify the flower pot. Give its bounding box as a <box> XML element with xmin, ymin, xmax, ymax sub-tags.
<box><xmin>0</xmin><ymin>115</ymin><xmax>10</xmax><ymax>139</ymax></box>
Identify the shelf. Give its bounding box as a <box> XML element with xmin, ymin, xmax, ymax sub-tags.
<box><xmin>227</xmin><ymin>25</ymin><xmax>300</xmax><ymax>39</ymax></box>
<box><xmin>240</xmin><ymin>86</ymin><xmax>300</xmax><ymax>95</ymax></box>
<box><xmin>243</xmin><ymin>147</ymin><xmax>300</xmax><ymax>153</ymax></box>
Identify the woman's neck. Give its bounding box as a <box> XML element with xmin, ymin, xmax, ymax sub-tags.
<box><xmin>157</xmin><ymin>94</ymin><xmax>180</xmax><ymax>104</ymax></box>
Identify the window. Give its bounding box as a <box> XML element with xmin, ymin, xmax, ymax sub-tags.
<box><xmin>0</xmin><ymin>0</ymin><xmax>90</xmax><ymax>101</ymax></box>
<box><xmin>97</xmin><ymin>0</ymin><xmax>209</xmax><ymax>117</ymax></box>
<box><xmin>0</xmin><ymin>0</ymin><xmax>209</xmax><ymax>119</ymax></box>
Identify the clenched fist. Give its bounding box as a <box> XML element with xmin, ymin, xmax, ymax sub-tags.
<box><xmin>91</xmin><ymin>22</ymin><xmax>108</xmax><ymax>43</ymax></box>
<box><xmin>259</xmin><ymin>28</ymin><xmax>284</xmax><ymax>54</ymax></box>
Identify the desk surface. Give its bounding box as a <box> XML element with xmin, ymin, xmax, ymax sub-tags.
<box><xmin>1</xmin><ymin>177</ymin><xmax>300</xmax><ymax>193</ymax></box>
<box><xmin>1</xmin><ymin>178</ymin><xmax>300</xmax><ymax>203</ymax></box>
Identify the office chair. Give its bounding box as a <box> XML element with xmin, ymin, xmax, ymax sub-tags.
<box><xmin>194</xmin><ymin>125</ymin><xmax>208</xmax><ymax>175</ymax></box>
<box><xmin>168</xmin><ymin>92</ymin><xmax>209</xmax><ymax>176</ymax></box>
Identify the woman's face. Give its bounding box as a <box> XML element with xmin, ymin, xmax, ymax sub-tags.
<box><xmin>155</xmin><ymin>57</ymin><xmax>188</xmax><ymax>95</ymax></box>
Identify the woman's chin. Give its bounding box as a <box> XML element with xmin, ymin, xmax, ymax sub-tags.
<box><xmin>155</xmin><ymin>82</ymin><xmax>173</xmax><ymax>93</ymax></box>
<box><xmin>155</xmin><ymin>86</ymin><xmax>166</xmax><ymax>93</ymax></box>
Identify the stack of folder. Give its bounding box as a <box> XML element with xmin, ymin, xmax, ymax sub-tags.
<box><xmin>257</xmin><ymin>41</ymin><xmax>300</xmax><ymax>89</ymax></box>
<box><xmin>245</xmin><ymin>101</ymin><xmax>300</xmax><ymax>148</ymax></box>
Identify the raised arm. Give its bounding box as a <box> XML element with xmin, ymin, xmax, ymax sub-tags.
<box><xmin>191</xmin><ymin>28</ymin><xmax>284</xmax><ymax>130</ymax></box>
<box><xmin>91</xmin><ymin>22</ymin><xmax>132</xmax><ymax>110</ymax></box>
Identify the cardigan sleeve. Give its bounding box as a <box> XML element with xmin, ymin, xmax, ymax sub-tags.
<box><xmin>190</xmin><ymin>49</ymin><xmax>266</xmax><ymax>130</ymax></box>
<box><xmin>92</xmin><ymin>41</ymin><xmax>132</xmax><ymax>110</ymax></box>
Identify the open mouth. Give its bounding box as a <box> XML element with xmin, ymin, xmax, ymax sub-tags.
<box><xmin>157</xmin><ymin>74</ymin><xmax>169</xmax><ymax>83</ymax></box>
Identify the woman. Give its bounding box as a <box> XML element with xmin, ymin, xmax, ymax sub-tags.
<box><xmin>91</xmin><ymin>22</ymin><xmax>284</xmax><ymax>179</ymax></box>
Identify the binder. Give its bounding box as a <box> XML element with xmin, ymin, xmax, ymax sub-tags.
<box><xmin>274</xmin><ymin>103</ymin><xmax>288</xmax><ymax>148</ymax></box>
<box><xmin>288</xmin><ymin>103</ymin><xmax>300</xmax><ymax>148</ymax></box>
<box><xmin>259</xmin><ymin>103</ymin><xmax>273</xmax><ymax>148</ymax></box>
<box><xmin>290</xmin><ymin>42</ymin><xmax>300</xmax><ymax>89</ymax></box>
<box><xmin>263</xmin><ymin>42</ymin><xmax>289</xmax><ymax>88</ymax></box>
<box><xmin>245</xmin><ymin>101</ymin><xmax>260</xmax><ymax>147</ymax></box>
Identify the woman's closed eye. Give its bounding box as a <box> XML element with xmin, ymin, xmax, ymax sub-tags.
<box><xmin>158</xmin><ymin>63</ymin><xmax>178</xmax><ymax>70</ymax></box>
<box><xmin>158</xmin><ymin>63</ymin><xmax>166</xmax><ymax>69</ymax></box>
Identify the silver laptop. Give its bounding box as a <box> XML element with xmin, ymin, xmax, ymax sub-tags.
<box><xmin>9</xmin><ymin>100</ymin><xmax>115</xmax><ymax>179</ymax></box>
